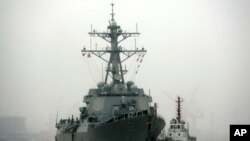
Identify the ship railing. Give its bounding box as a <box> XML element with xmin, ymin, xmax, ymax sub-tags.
<box><xmin>100</xmin><ymin>109</ymin><xmax>150</xmax><ymax>125</ymax></box>
<box><xmin>84</xmin><ymin>95</ymin><xmax>93</xmax><ymax>98</ymax></box>
<box><xmin>98</xmin><ymin>93</ymin><xmax>139</xmax><ymax>97</ymax></box>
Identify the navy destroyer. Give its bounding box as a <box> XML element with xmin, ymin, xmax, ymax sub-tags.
<box><xmin>55</xmin><ymin>3</ymin><xmax>165</xmax><ymax>141</ymax></box>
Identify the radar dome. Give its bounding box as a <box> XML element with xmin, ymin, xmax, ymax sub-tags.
<box><xmin>170</xmin><ymin>119</ymin><xmax>177</xmax><ymax>124</ymax></box>
<box><xmin>97</xmin><ymin>82</ymin><xmax>105</xmax><ymax>89</ymax></box>
<box><xmin>103</xmin><ymin>84</ymin><xmax>111</xmax><ymax>92</ymax></box>
<box><xmin>130</xmin><ymin>84</ymin><xmax>138</xmax><ymax>92</ymax></box>
<box><xmin>126</xmin><ymin>81</ymin><xmax>134</xmax><ymax>90</ymax></box>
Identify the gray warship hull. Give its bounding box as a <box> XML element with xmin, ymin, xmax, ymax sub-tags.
<box><xmin>56</xmin><ymin>115</ymin><xmax>165</xmax><ymax>141</ymax></box>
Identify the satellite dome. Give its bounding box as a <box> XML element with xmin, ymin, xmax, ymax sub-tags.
<box><xmin>103</xmin><ymin>84</ymin><xmax>111</xmax><ymax>92</ymax></box>
<box><xmin>130</xmin><ymin>84</ymin><xmax>138</xmax><ymax>92</ymax></box>
<box><xmin>97</xmin><ymin>82</ymin><xmax>105</xmax><ymax>89</ymax></box>
<box><xmin>170</xmin><ymin>119</ymin><xmax>177</xmax><ymax>124</ymax></box>
<box><xmin>126</xmin><ymin>81</ymin><xmax>134</xmax><ymax>90</ymax></box>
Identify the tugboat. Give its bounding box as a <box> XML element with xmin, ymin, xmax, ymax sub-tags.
<box><xmin>55</xmin><ymin>3</ymin><xmax>165</xmax><ymax>141</ymax></box>
<box><xmin>165</xmin><ymin>97</ymin><xmax>196</xmax><ymax>141</ymax></box>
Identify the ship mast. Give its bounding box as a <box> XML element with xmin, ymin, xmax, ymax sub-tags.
<box><xmin>176</xmin><ymin>96</ymin><xmax>183</xmax><ymax>123</ymax></box>
<box><xmin>82</xmin><ymin>3</ymin><xmax>146</xmax><ymax>84</ymax></box>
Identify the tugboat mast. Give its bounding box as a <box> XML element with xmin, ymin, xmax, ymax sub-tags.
<box><xmin>176</xmin><ymin>96</ymin><xmax>183</xmax><ymax>123</ymax></box>
<box><xmin>81</xmin><ymin>3</ymin><xmax>146</xmax><ymax>84</ymax></box>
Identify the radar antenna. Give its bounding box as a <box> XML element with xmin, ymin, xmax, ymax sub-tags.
<box><xmin>111</xmin><ymin>3</ymin><xmax>115</xmax><ymax>21</ymax></box>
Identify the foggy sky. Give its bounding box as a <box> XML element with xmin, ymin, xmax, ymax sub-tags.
<box><xmin>1</xmin><ymin>0</ymin><xmax>250</xmax><ymax>141</ymax></box>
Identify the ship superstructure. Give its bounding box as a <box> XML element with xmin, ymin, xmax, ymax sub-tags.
<box><xmin>55</xmin><ymin>4</ymin><xmax>165</xmax><ymax>141</ymax></box>
<box><xmin>165</xmin><ymin>97</ymin><xmax>196</xmax><ymax>141</ymax></box>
